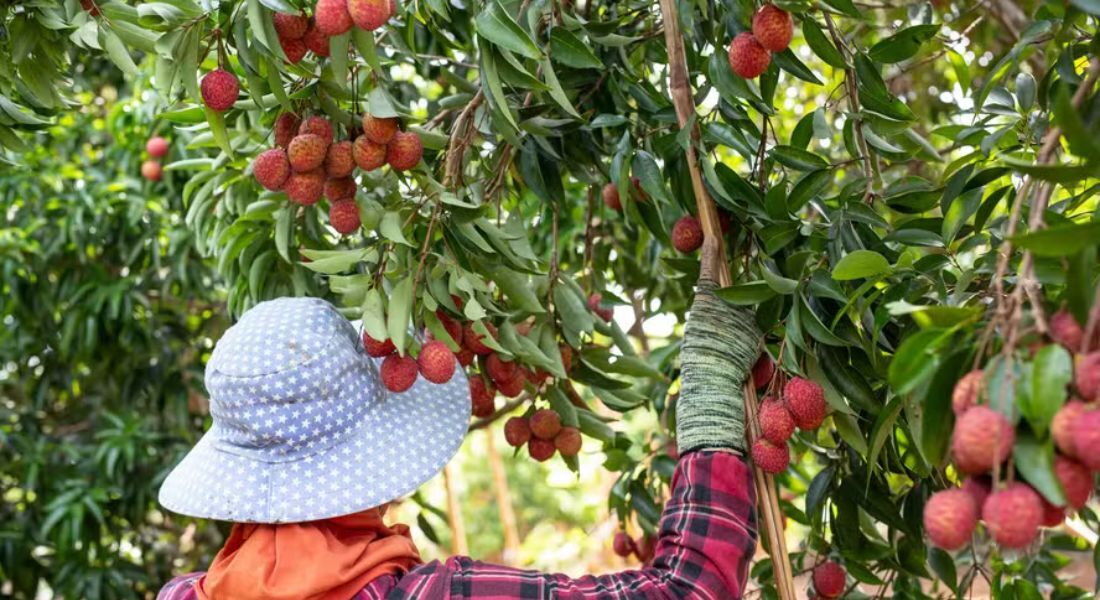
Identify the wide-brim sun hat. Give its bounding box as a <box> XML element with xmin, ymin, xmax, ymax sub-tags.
<box><xmin>158</xmin><ymin>296</ymin><xmax>471</xmax><ymax>523</ymax></box>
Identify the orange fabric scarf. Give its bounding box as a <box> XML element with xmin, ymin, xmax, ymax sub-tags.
<box><xmin>196</xmin><ymin>507</ymin><xmax>421</xmax><ymax>600</ymax></box>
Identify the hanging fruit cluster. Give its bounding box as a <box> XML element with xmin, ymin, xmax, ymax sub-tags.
<box><xmin>727</xmin><ymin>4</ymin><xmax>794</xmax><ymax>79</ymax></box>
<box><xmin>749</xmin><ymin>354</ymin><xmax>829</xmax><ymax>475</ymax></box>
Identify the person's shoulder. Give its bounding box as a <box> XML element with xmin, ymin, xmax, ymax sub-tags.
<box><xmin>156</xmin><ymin>572</ymin><xmax>204</xmax><ymax>600</ymax></box>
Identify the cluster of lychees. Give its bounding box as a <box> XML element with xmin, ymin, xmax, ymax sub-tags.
<box><xmin>924</xmin><ymin>309</ymin><xmax>1099</xmax><ymax>552</ymax></box>
<box><xmin>362</xmin><ymin>329</ymin><xmax>456</xmax><ymax>393</ymax></box>
<box><xmin>611</xmin><ymin>531</ymin><xmax>656</xmax><ymax>563</ymax></box>
<box><xmin>503</xmin><ymin>409</ymin><xmax>581</xmax><ymax>462</ymax></box>
<box><xmin>141</xmin><ymin>136</ymin><xmax>170</xmax><ymax>182</ymax></box>
<box><xmin>273</xmin><ymin>0</ymin><xmax>396</xmax><ymax>65</ymax></box>
<box><xmin>749</xmin><ymin>355</ymin><xmax>828</xmax><ymax>474</ymax></box>
<box><xmin>727</xmin><ymin>4</ymin><xmax>793</xmax><ymax>79</ymax></box>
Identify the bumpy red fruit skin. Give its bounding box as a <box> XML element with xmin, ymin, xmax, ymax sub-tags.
<box><xmin>728</xmin><ymin>32</ymin><xmax>771</xmax><ymax>79</ymax></box>
<box><xmin>141</xmin><ymin>160</ymin><xmax>162</xmax><ymax>182</ymax></box>
<box><xmin>435</xmin><ymin>310</ymin><xmax>463</xmax><ymax>344</ymax></box>
<box><xmin>456</xmin><ymin>348</ymin><xmax>475</xmax><ymax>368</ymax></box>
<box><xmin>274</xmin><ymin>113</ymin><xmax>301</xmax><ymax>148</ymax></box>
<box><xmin>751</xmin><ymin>353</ymin><xmax>775</xmax><ymax>389</ymax></box>
<box><xmin>1050</xmin><ymin>309</ymin><xmax>1085</xmax><ymax>352</ymax></box>
<box><xmin>380</xmin><ymin>354</ymin><xmax>418</xmax><ymax>393</ymax></box>
<box><xmin>324</xmin><ymin>177</ymin><xmax>357</xmax><ymax>202</ymax></box>
<box><xmin>1053</xmin><ymin>399</ymin><xmax>1087</xmax><ymax>458</ymax></box>
<box><xmin>273</xmin><ymin>12</ymin><xmax>308</xmax><ymax>39</ymax></box>
<box><xmin>362</xmin><ymin>332</ymin><xmax>396</xmax><ymax>357</ymax></box>
<box><xmin>146</xmin><ymin>136</ymin><xmax>169</xmax><ymax>158</ymax></box>
<box><xmin>201</xmin><ymin>69</ymin><xmax>239</xmax><ymax>112</ymax></box>
<box><xmin>982</xmin><ymin>483</ymin><xmax>1043</xmax><ymax>549</ymax></box>
<box><xmin>298</xmin><ymin>116</ymin><xmax>334</xmax><ymax>147</ymax></box>
<box><xmin>759</xmin><ymin>398</ymin><xmax>795</xmax><ymax>445</ymax></box>
<box><xmin>602</xmin><ymin>183</ymin><xmax>622</xmax><ymax>211</ymax></box>
<box><xmin>497</xmin><ymin>372</ymin><xmax>526</xmax><ymax>397</ymax></box>
<box><xmin>530</xmin><ymin>409</ymin><xmax>563</xmax><ymax>440</ymax></box>
<box><xmin>80</xmin><ymin>0</ymin><xmax>101</xmax><ymax>16</ymax></box>
<box><xmin>587</xmin><ymin>293</ymin><xmax>614</xmax><ymax>322</ymax></box>
<box><xmin>671</xmin><ymin>216</ymin><xmax>704</xmax><ymax>253</ymax></box>
<box><xmin>486</xmin><ymin>353</ymin><xmax>519</xmax><ymax>386</ymax></box>
<box><xmin>528</xmin><ymin>438</ymin><xmax>555</xmax><ymax>462</ymax></box>
<box><xmin>951</xmin><ymin>406</ymin><xmax>1014</xmax><ymax>475</ymax></box>
<box><xmin>324</xmin><ymin>140</ymin><xmax>355</xmax><ymax>177</ymax></box>
<box><xmin>504</xmin><ymin>416</ymin><xmax>531</xmax><ymax>447</ymax></box>
<box><xmin>386</xmin><ymin>131</ymin><xmax>423</xmax><ymax>171</ymax></box>
<box><xmin>1077</xmin><ymin>352</ymin><xmax>1100</xmax><ymax>401</ymax></box>
<box><xmin>962</xmin><ymin>476</ymin><xmax>991</xmax><ymax>511</ymax></box>
<box><xmin>280</xmin><ymin>37</ymin><xmax>307</xmax><ymax>64</ymax></box>
<box><xmin>287</xmin><ymin>134</ymin><xmax>328</xmax><ymax>172</ymax></box>
<box><xmin>284</xmin><ymin>170</ymin><xmax>325</xmax><ymax>205</ymax></box>
<box><xmin>1041</xmin><ymin>499</ymin><xmax>1065</xmax><ymax>527</ymax></box>
<box><xmin>752</xmin><ymin>4</ymin><xmax>793</xmax><ymax>52</ymax></box>
<box><xmin>253</xmin><ymin>148</ymin><xmax>290</xmax><ymax>191</ymax></box>
<box><xmin>952</xmin><ymin>369</ymin><xmax>983</xmax><ymax>415</ymax></box>
<box><xmin>469</xmin><ymin>376</ymin><xmax>495</xmax><ymax>411</ymax></box>
<box><xmin>812</xmin><ymin>561</ymin><xmax>846</xmax><ymax>599</ymax></box>
<box><xmin>923</xmin><ymin>488</ymin><xmax>978</xmax><ymax>550</ymax></box>
<box><xmin>1054</xmin><ymin>455</ymin><xmax>1093</xmax><ymax>510</ymax></box>
<box><xmin>635</xmin><ymin>534</ymin><xmax>656</xmax><ymax>563</ymax></box>
<box><xmin>751</xmin><ymin>439</ymin><xmax>789</xmax><ymax>474</ymax></box>
<box><xmin>329</xmin><ymin>200</ymin><xmax>361</xmax><ymax>235</ymax></box>
<box><xmin>353</xmin><ymin>135</ymin><xmax>387</xmax><ymax>171</ymax></box>
<box><xmin>463</xmin><ymin>323</ymin><xmax>496</xmax><ymax>355</ymax></box>
<box><xmin>1073</xmin><ymin>410</ymin><xmax>1100</xmax><ymax>471</ymax></box>
<box><xmin>362</xmin><ymin>113</ymin><xmax>399</xmax><ymax>144</ymax></box>
<box><xmin>313</xmin><ymin>0</ymin><xmax>353</xmax><ymax>35</ymax></box>
<box><xmin>418</xmin><ymin>340</ymin><xmax>456</xmax><ymax>383</ymax></box>
<box><xmin>612</xmin><ymin>532</ymin><xmax>634</xmax><ymax>558</ymax></box>
<box><xmin>349</xmin><ymin>0</ymin><xmax>391</xmax><ymax>31</ymax></box>
<box><xmin>303</xmin><ymin>25</ymin><xmax>331</xmax><ymax>57</ymax></box>
<box><xmin>554</xmin><ymin>427</ymin><xmax>582</xmax><ymax>457</ymax></box>
<box><xmin>784</xmin><ymin>377</ymin><xmax>827</xmax><ymax>430</ymax></box>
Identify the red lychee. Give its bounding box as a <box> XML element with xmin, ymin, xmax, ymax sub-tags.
<box><xmin>671</xmin><ymin>216</ymin><xmax>703</xmax><ymax>253</ymax></box>
<box><xmin>284</xmin><ymin>169</ymin><xmax>325</xmax><ymax>205</ymax></box>
<box><xmin>353</xmin><ymin>135</ymin><xmax>387</xmax><ymax>171</ymax></box>
<box><xmin>456</xmin><ymin>347</ymin><xmax>475</xmax><ymax>368</ymax></box>
<box><xmin>274</xmin><ymin>113</ymin><xmax>301</xmax><ymax>148</ymax></box>
<box><xmin>751</xmin><ymin>439</ymin><xmax>789</xmax><ymax>474</ymax></box>
<box><xmin>280</xmin><ymin>37</ymin><xmax>307</xmax><ymax>64</ymax></box>
<box><xmin>486</xmin><ymin>353</ymin><xmax>519</xmax><ymax>386</ymax></box>
<box><xmin>751</xmin><ymin>353</ymin><xmax>775</xmax><ymax>389</ymax></box>
<box><xmin>362</xmin><ymin>113</ymin><xmax>399</xmax><ymax>144</ymax></box>
<box><xmin>386</xmin><ymin>130</ymin><xmax>423</xmax><ymax>171</ymax></box>
<box><xmin>612</xmin><ymin>532</ymin><xmax>634</xmax><ymax>558</ymax></box>
<box><xmin>435</xmin><ymin>310</ymin><xmax>463</xmax><ymax>344</ymax></box>
<box><xmin>348</xmin><ymin>0</ymin><xmax>391</xmax><ymax>31</ymax></box>
<box><xmin>752</xmin><ymin>4</ymin><xmax>793</xmax><ymax>52</ymax></box>
<box><xmin>200</xmin><ymin>69</ymin><xmax>239</xmax><ymax>112</ymax></box>
<box><xmin>273</xmin><ymin>12</ymin><xmax>308</xmax><ymax>39</ymax></box>
<box><xmin>287</xmin><ymin>134</ymin><xmax>328</xmax><ymax>172</ymax></box>
<box><xmin>1073</xmin><ymin>409</ymin><xmax>1100</xmax><ymax>471</ymax></box>
<box><xmin>141</xmin><ymin>160</ymin><xmax>162</xmax><ymax>182</ymax></box>
<box><xmin>530</xmin><ymin>409</ymin><xmax>562</xmax><ymax>440</ymax></box>
<box><xmin>324</xmin><ymin>177</ymin><xmax>356</xmax><ymax>202</ymax></box>
<box><xmin>1076</xmin><ymin>352</ymin><xmax>1100</xmax><ymax>401</ymax></box>
<box><xmin>759</xmin><ymin>398</ymin><xmax>795</xmax><ymax>445</ymax></box>
<box><xmin>497</xmin><ymin>371</ymin><xmax>526</xmax><ymax>397</ymax></box>
<box><xmin>380</xmin><ymin>353</ymin><xmax>418</xmax><ymax>393</ymax></box>
<box><xmin>951</xmin><ymin>405</ymin><xmax>1014</xmax><ymax>475</ymax></box>
<box><xmin>602</xmin><ymin>183</ymin><xmax>621</xmax><ymax>211</ymax></box>
<box><xmin>982</xmin><ymin>482</ymin><xmax>1043</xmax><ymax>549</ymax></box>
<box><xmin>961</xmin><ymin>476</ymin><xmax>991</xmax><ymax>511</ymax></box>
<box><xmin>298</xmin><ymin>116</ymin><xmax>334</xmax><ymax>147</ymax></box>
<box><xmin>362</xmin><ymin>332</ymin><xmax>396</xmax><ymax>357</ymax></box>
<box><xmin>728</xmin><ymin>32</ymin><xmax>770</xmax><ymax>79</ymax></box>
<box><xmin>560</xmin><ymin>345</ymin><xmax>574</xmax><ymax>374</ymax></box>
<box><xmin>1041</xmin><ymin>499</ymin><xmax>1065</xmax><ymax>527</ymax></box>
<box><xmin>471</xmin><ymin>383</ymin><xmax>496</xmax><ymax>418</ymax></box>
<box><xmin>463</xmin><ymin>323</ymin><xmax>496</xmax><ymax>355</ymax></box>
<box><xmin>1054</xmin><ymin>455</ymin><xmax>1093</xmax><ymax>510</ymax></box>
<box><xmin>469</xmin><ymin>376</ymin><xmax>495</xmax><ymax>411</ymax></box>
<box><xmin>253</xmin><ymin>148</ymin><xmax>290</xmax><ymax>191</ymax></box>
<box><xmin>951</xmin><ymin>369</ymin><xmax>983</xmax><ymax>415</ymax></box>
<box><xmin>812</xmin><ymin>561</ymin><xmax>846</xmax><ymax>599</ymax></box>
<box><xmin>80</xmin><ymin>0</ymin><xmax>101</xmax><ymax>16</ymax></box>
<box><xmin>635</xmin><ymin>534</ymin><xmax>656</xmax><ymax>563</ymax></box>
<box><xmin>528</xmin><ymin>437</ymin><xmax>555</xmax><ymax>462</ymax></box>
<box><xmin>923</xmin><ymin>488</ymin><xmax>978</xmax><ymax>550</ymax></box>
<box><xmin>325</xmin><ymin>140</ymin><xmax>355</xmax><ymax>178</ymax></box>
<box><xmin>328</xmin><ymin>200</ymin><xmax>361</xmax><ymax>235</ymax></box>
<box><xmin>303</xmin><ymin>25</ymin><xmax>331</xmax><ymax>57</ymax></box>
<box><xmin>504</xmin><ymin>416</ymin><xmax>531</xmax><ymax>446</ymax></box>
<box><xmin>1050</xmin><ymin>309</ymin><xmax>1084</xmax><ymax>352</ymax></box>
<box><xmin>146</xmin><ymin>136</ymin><xmax>169</xmax><ymax>158</ymax></box>
<box><xmin>418</xmin><ymin>340</ymin><xmax>456</xmax><ymax>383</ymax></box>
<box><xmin>554</xmin><ymin>426</ymin><xmax>582</xmax><ymax>457</ymax></box>
<box><xmin>587</xmin><ymin>293</ymin><xmax>614</xmax><ymax>322</ymax></box>
<box><xmin>783</xmin><ymin>377</ymin><xmax>827</xmax><ymax>430</ymax></box>
<box><xmin>1052</xmin><ymin>399</ymin><xmax>1087</xmax><ymax>459</ymax></box>
<box><xmin>313</xmin><ymin>0</ymin><xmax>353</xmax><ymax>35</ymax></box>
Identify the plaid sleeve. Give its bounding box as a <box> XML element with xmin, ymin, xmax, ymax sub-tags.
<box><xmin>393</xmin><ymin>450</ymin><xmax>757</xmax><ymax>599</ymax></box>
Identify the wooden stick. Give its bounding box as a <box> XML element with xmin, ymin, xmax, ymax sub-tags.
<box><xmin>443</xmin><ymin>463</ymin><xmax>469</xmax><ymax>555</ymax></box>
<box><xmin>485</xmin><ymin>429</ymin><xmax>521</xmax><ymax>564</ymax></box>
<box><xmin>656</xmin><ymin>0</ymin><xmax>796</xmax><ymax>597</ymax></box>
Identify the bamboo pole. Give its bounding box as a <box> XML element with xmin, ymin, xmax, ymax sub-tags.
<box><xmin>656</xmin><ymin>1</ymin><xmax>796</xmax><ymax>597</ymax></box>
<box><xmin>485</xmin><ymin>429</ymin><xmax>521</xmax><ymax>564</ymax></box>
<box><xmin>443</xmin><ymin>463</ymin><xmax>469</xmax><ymax>555</ymax></box>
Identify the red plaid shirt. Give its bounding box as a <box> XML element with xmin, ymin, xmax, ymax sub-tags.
<box><xmin>158</xmin><ymin>451</ymin><xmax>756</xmax><ymax>599</ymax></box>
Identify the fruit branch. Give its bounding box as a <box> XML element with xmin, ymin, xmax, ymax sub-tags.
<box><xmin>656</xmin><ymin>0</ymin><xmax>795</xmax><ymax>596</ymax></box>
<box><xmin>823</xmin><ymin>12</ymin><xmax>875</xmax><ymax>203</ymax></box>
<box><xmin>468</xmin><ymin>395</ymin><xmax>530</xmax><ymax>431</ymax></box>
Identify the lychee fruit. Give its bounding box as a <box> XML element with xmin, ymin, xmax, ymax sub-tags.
<box><xmin>146</xmin><ymin>136</ymin><xmax>169</xmax><ymax>158</ymax></box>
<box><xmin>324</xmin><ymin>177</ymin><xmax>356</xmax><ymax>202</ymax></box>
<box><xmin>486</xmin><ymin>353</ymin><xmax>519</xmax><ymax>386</ymax></box>
<box><xmin>728</xmin><ymin>32</ymin><xmax>771</xmax><ymax>79</ymax></box>
<box><xmin>504</xmin><ymin>416</ymin><xmax>531</xmax><ymax>446</ymax></box>
<box><xmin>324</xmin><ymin>140</ymin><xmax>355</xmax><ymax>178</ymax></box>
<box><xmin>417</xmin><ymin>340</ymin><xmax>456</xmax><ymax>383</ymax></box>
<box><xmin>812</xmin><ymin>561</ymin><xmax>846</xmax><ymax>599</ymax></box>
<box><xmin>587</xmin><ymin>293</ymin><xmax>613</xmax><ymax>322</ymax></box>
<box><xmin>313</xmin><ymin>0</ymin><xmax>353</xmax><ymax>35</ymax></box>
<box><xmin>362</xmin><ymin>113</ymin><xmax>399</xmax><ymax>144</ymax></box>
<box><xmin>528</xmin><ymin>437</ymin><xmax>555</xmax><ymax>462</ymax></box>
<box><xmin>751</xmin><ymin>353</ymin><xmax>775</xmax><ymax>389</ymax></box>
<box><xmin>961</xmin><ymin>476</ymin><xmax>991</xmax><ymax>511</ymax></box>
<box><xmin>752</xmin><ymin>4</ymin><xmax>793</xmax><ymax>52</ymax></box>
<box><xmin>353</xmin><ymin>135</ymin><xmax>387</xmax><ymax>171</ymax></box>
<box><xmin>982</xmin><ymin>482</ymin><xmax>1043</xmax><ymax>549</ymax></box>
<box><xmin>635</xmin><ymin>534</ymin><xmax>656</xmax><ymax>563</ymax></box>
<box><xmin>80</xmin><ymin>0</ymin><xmax>100</xmax><ymax>16</ymax></box>
<box><xmin>253</xmin><ymin>148</ymin><xmax>290</xmax><ymax>191</ymax></box>
<box><xmin>923</xmin><ymin>488</ymin><xmax>978</xmax><ymax>550</ymax></box>
<box><xmin>362</xmin><ymin>332</ymin><xmax>395</xmax><ymax>357</ymax></box>
<box><xmin>497</xmin><ymin>372</ymin><xmax>526</xmax><ymax>397</ymax></box>
<box><xmin>1050</xmin><ymin>309</ymin><xmax>1084</xmax><ymax>352</ymax></box>
<box><xmin>1052</xmin><ymin>399</ymin><xmax>1087</xmax><ymax>458</ymax></box>
<box><xmin>435</xmin><ymin>310</ymin><xmax>463</xmax><ymax>344</ymax></box>
<box><xmin>274</xmin><ymin>113</ymin><xmax>301</xmax><ymax>148</ymax></box>
<box><xmin>200</xmin><ymin>69</ymin><xmax>239</xmax><ymax>112</ymax></box>
<box><xmin>751</xmin><ymin>439</ymin><xmax>789</xmax><ymax>474</ymax></box>
<box><xmin>530</xmin><ymin>409</ymin><xmax>562</xmax><ymax>440</ymax></box>
<box><xmin>671</xmin><ymin>216</ymin><xmax>703</xmax><ymax>253</ymax></box>
<box><xmin>1041</xmin><ymin>499</ymin><xmax>1065</xmax><ymax>528</ymax></box>
<box><xmin>469</xmin><ymin>375</ymin><xmax>494</xmax><ymax>408</ymax></box>
<box><xmin>463</xmin><ymin>323</ymin><xmax>496</xmax><ymax>355</ymax></box>
<box><xmin>952</xmin><ymin>369</ymin><xmax>983</xmax><ymax>415</ymax></box>
<box><xmin>1054</xmin><ymin>455</ymin><xmax>1093</xmax><ymax>510</ymax></box>
<box><xmin>380</xmin><ymin>353</ymin><xmax>418</xmax><ymax>393</ymax></box>
<box><xmin>141</xmin><ymin>160</ymin><xmax>162</xmax><ymax>182</ymax></box>
<box><xmin>602</xmin><ymin>183</ymin><xmax>621</xmax><ymax>211</ymax></box>
<box><xmin>272</xmin><ymin>12</ymin><xmax>309</xmax><ymax>39</ymax></box>
<box><xmin>560</xmin><ymin>345</ymin><xmax>574</xmax><ymax>373</ymax></box>
<box><xmin>386</xmin><ymin>130</ymin><xmax>423</xmax><ymax>171</ymax></box>
<box><xmin>951</xmin><ymin>405</ymin><xmax>1014</xmax><ymax>475</ymax></box>
<box><xmin>612</xmin><ymin>532</ymin><xmax>634</xmax><ymax>558</ymax></box>
<box><xmin>759</xmin><ymin>398</ymin><xmax>795</xmax><ymax>445</ymax></box>
<box><xmin>328</xmin><ymin>200</ymin><xmax>361</xmax><ymax>235</ymax></box>
<box><xmin>298</xmin><ymin>116</ymin><xmax>334</xmax><ymax>147</ymax></box>
<box><xmin>783</xmin><ymin>377</ymin><xmax>827</xmax><ymax>430</ymax></box>
<box><xmin>284</xmin><ymin>170</ymin><xmax>325</xmax><ymax>205</ymax></box>
<box><xmin>1076</xmin><ymin>352</ymin><xmax>1100</xmax><ymax>401</ymax></box>
<box><xmin>280</xmin><ymin>37</ymin><xmax>307</xmax><ymax>64</ymax></box>
<box><xmin>287</xmin><ymin>134</ymin><xmax>328</xmax><ymax>172</ymax></box>
<box><xmin>554</xmin><ymin>427</ymin><xmax>582</xmax><ymax>457</ymax></box>
<box><xmin>348</xmin><ymin>0</ymin><xmax>391</xmax><ymax>31</ymax></box>
<box><xmin>1072</xmin><ymin>409</ymin><xmax>1100</xmax><ymax>471</ymax></box>
<box><xmin>303</xmin><ymin>25</ymin><xmax>331</xmax><ymax>57</ymax></box>
<box><xmin>456</xmin><ymin>347</ymin><xmax>475</xmax><ymax>368</ymax></box>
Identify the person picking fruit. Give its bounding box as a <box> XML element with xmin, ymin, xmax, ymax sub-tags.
<box><xmin>155</xmin><ymin>240</ymin><xmax>761</xmax><ymax>599</ymax></box>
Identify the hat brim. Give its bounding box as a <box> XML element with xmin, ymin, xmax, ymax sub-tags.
<box><xmin>158</xmin><ymin>360</ymin><xmax>470</xmax><ymax>523</ymax></box>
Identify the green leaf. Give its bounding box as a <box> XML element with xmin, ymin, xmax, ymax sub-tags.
<box><xmin>832</xmin><ymin>250</ymin><xmax>891</xmax><ymax>281</ymax></box>
<box><xmin>1002</xmin><ymin>157</ymin><xmax>1100</xmax><ymax>183</ymax></box>
<box><xmin>888</xmin><ymin>328</ymin><xmax>949</xmax><ymax>394</ymax></box>
<box><xmin>769</xmin><ymin>145</ymin><xmax>829</xmax><ymax>170</ymax></box>
<box><xmin>801</xmin><ymin>18</ymin><xmax>846</xmax><ymax>69</ymax></box>
<box><xmin>548</xmin><ymin>28</ymin><xmax>601</xmax><ymax>69</ymax></box>
<box><xmin>868</xmin><ymin>25</ymin><xmax>938</xmax><ymax>63</ymax></box>
<box><xmin>631</xmin><ymin>151</ymin><xmax>670</xmax><ymax>204</ymax></box>
<box><xmin>1014</xmin><ymin>432</ymin><xmax>1066</xmax><ymax>506</ymax></box>
<box><xmin>475</xmin><ymin>0</ymin><xmax>541</xmax><ymax>59</ymax></box>
<box><xmin>1025</xmin><ymin>345</ymin><xmax>1071</xmax><ymax>437</ymax></box>
<box><xmin>386</xmin><ymin>277</ymin><xmax>413</xmax><ymax>354</ymax></box>
<box><xmin>715</xmin><ymin>281</ymin><xmax>776</xmax><ymax>305</ymax></box>
<box><xmin>787</xmin><ymin>168</ymin><xmax>831</xmax><ymax>211</ymax></box>
<box><xmin>1010</xmin><ymin>220</ymin><xmax>1100</xmax><ymax>257</ymax></box>
<box><xmin>540</xmin><ymin>58</ymin><xmax>581</xmax><ymax>119</ymax></box>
